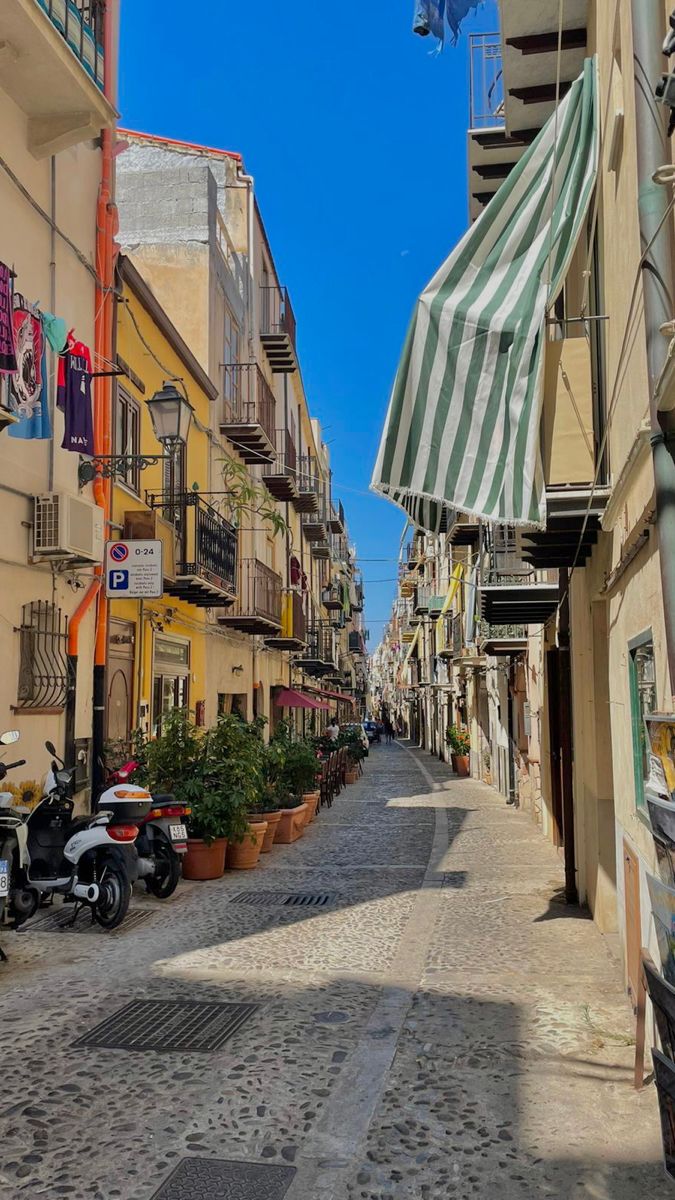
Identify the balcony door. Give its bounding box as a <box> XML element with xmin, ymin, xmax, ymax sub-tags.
<box><xmin>163</xmin><ymin>444</ymin><xmax>187</xmax><ymax>556</ymax></box>
<box><xmin>152</xmin><ymin>634</ymin><xmax>190</xmax><ymax>735</ymax></box>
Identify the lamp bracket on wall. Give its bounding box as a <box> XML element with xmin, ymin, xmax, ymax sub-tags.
<box><xmin>78</xmin><ymin>453</ymin><xmax>173</xmax><ymax>486</ymax></box>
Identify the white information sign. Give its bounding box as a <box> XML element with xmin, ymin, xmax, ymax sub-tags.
<box><xmin>105</xmin><ymin>540</ymin><xmax>163</xmax><ymax>599</ymax></box>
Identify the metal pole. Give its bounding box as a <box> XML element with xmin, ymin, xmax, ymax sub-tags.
<box><xmin>632</xmin><ymin>0</ymin><xmax>675</xmax><ymax>696</ymax></box>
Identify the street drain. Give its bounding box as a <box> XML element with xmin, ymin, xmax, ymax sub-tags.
<box><xmin>150</xmin><ymin>1158</ymin><xmax>296</xmax><ymax>1199</ymax></box>
<box><xmin>19</xmin><ymin>908</ymin><xmax>156</xmax><ymax>935</ymax></box>
<box><xmin>74</xmin><ymin>999</ymin><xmax>258</xmax><ymax>1052</ymax></box>
<box><xmin>229</xmin><ymin>891</ymin><xmax>335</xmax><ymax>907</ymax></box>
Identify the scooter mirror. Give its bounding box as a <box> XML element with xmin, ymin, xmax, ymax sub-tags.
<box><xmin>45</xmin><ymin>740</ymin><xmax>57</xmax><ymax>757</ymax></box>
<box><xmin>0</xmin><ymin>731</ymin><xmax>19</xmax><ymax>745</ymax></box>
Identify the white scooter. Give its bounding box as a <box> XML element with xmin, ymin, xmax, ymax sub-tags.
<box><xmin>0</xmin><ymin>739</ymin><xmax>153</xmax><ymax>935</ymax></box>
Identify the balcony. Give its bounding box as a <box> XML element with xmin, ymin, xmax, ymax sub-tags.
<box><xmin>219</xmin><ymin>558</ymin><xmax>282</xmax><ymax>635</ymax></box>
<box><xmin>517</xmin><ymin>334</ymin><xmax>608</xmax><ymax>569</ymax></box>
<box><xmin>500</xmin><ymin>1</ymin><xmax>588</xmax><ymax>139</ymax></box>
<box><xmin>294</xmin><ymin>621</ymin><xmax>339</xmax><ymax>677</ymax></box>
<box><xmin>447</xmin><ymin>510</ymin><xmax>481</xmax><ymax>546</ymax></box>
<box><xmin>146</xmin><ymin>492</ymin><xmax>237</xmax><ymax>607</ymax></box>
<box><xmin>413</xmin><ymin>584</ymin><xmax>432</xmax><ymax>617</ymax></box>
<box><xmin>329</xmin><ymin>500</ymin><xmax>345</xmax><ymax>534</ymax></box>
<box><xmin>349</xmin><ymin>630</ymin><xmax>367</xmax><ymax>657</ymax></box>
<box><xmin>322</xmin><ymin>581</ymin><xmax>344</xmax><ymax>613</ymax></box>
<box><xmin>263</xmin><ymin>429</ymin><xmax>298</xmax><ymax>502</ymax></box>
<box><xmin>480</xmin><ymin>571</ymin><xmax>558</xmax><ymax>627</ymax></box>
<box><xmin>294</xmin><ymin>455</ymin><xmax>321</xmax><ymax>515</ymax></box>
<box><xmin>468</xmin><ymin>33</ymin><xmax>529</xmax><ymax>222</ymax></box>
<box><xmin>302</xmin><ymin>505</ymin><xmax>329</xmax><ymax>556</ymax></box>
<box><xmin>0</xmin><ymin>1</ymin><xmax>116</xmax><ymax>157</ymax></box>
<box><xmin>477</xmin><ymin>618</ymin><xmax>528</xmax><ymax>657</ymax></box>
<box><xmin>265</xmin><ymin>589</ymin><xmax>307</xmax><ymax>651</ymax></box>
<box><xmin>220</xmin><ymin>364</ymin><xmax>276</xmax><ymax>465</ymax></box>
<box><xmin>260</xmin><ymin>285</ymin><xmax>297</xmax><ymax>373</ymax></box>
<box><xmin>352</xmin><ymin>579</ymin><xmax>364</xmax><ymax>612</ymax></box>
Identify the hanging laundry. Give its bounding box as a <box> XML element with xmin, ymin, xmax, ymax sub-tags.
<box><xmin>8</xmin><ymin>298</ymin><xmax>51</xmax><ymax>440</ymax></box>
<box><xmin>412</xmin><ymin>0</ymin><xmax>481</xmax><ymax>47</ymax></box>
<box><xmin>58</xmin><ymin>338</ymin><xmax>94</xmax><ymax>454</ymax></box>
<box><xmin>446</xmin><ymin>0</ymin><xmax>481</xmax><ymax>44</ymax></box>
<box><xmin>42</xmin><ymin>311</ymin><xmax>68</xmax><ymax>355</ymax></box>
<box><xmin>0</xmin><ymin>262</ymin><xmax>17</xmax><ymax>373</ymax></box>
<box><xmin>413</xmin><ymin>0</ymin><xmax>446</xmax><ymax>40</ymax></box>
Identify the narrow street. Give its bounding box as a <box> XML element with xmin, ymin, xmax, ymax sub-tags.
<box><xmin>0</xmin><ymin>744</ymin><xmax>668</xmax><ymax>1200</ymax></box>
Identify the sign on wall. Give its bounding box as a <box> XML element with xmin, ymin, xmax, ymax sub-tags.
<box><xmin>105</xmin><ymin>540</ymin><xmax>163</xmax><ymax>599</ymax></box>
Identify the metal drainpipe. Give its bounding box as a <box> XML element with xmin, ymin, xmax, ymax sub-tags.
<box><xmin>631</xmin><ymin>0</ymin><xmax>675</xmax><ymax>694</ymax></box>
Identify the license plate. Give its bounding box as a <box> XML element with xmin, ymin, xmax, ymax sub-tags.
<box><xmin>0</xmin><ymin>860</ymin><xmax>8</xmax><ymax>898</ymax></box>
<box><xmin>169</xmin><ymin>824</ymin><xmax>187</xmax><ymax>843</ymax></box>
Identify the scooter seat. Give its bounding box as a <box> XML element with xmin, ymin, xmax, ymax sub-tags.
<box><xmin>151</xmin><ymin>794</ymin><xmax>176</xmax><ymax>806</ymax></box>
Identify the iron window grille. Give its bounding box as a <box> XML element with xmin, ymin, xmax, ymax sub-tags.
<box><xmin>16</xmin><ymin>601</ymin><xmax>72</xmax><ymax>710</ymax></box>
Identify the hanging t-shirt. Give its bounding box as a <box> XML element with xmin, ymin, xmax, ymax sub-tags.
<box><xmin>8</xmin><ymin>300</ymin><xmax>51</xmax><ymax>440</ymax></box>
<box><xmin>59</xmin><ymin>340</ymin><xmax>93</xmax><ymax>454</ymax></box>
<box><xmin>0</xmin><ymin>262</ymin><xmax>17</xmax><ymax>373</ymax></box>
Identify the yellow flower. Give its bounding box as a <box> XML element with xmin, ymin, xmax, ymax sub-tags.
<box><xmin>6</xmin><ymin>780</ymin><xmax>43</xmax><ymax>809</ymax></box>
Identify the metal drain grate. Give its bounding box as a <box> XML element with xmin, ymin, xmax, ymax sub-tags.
<box><xmin>442</xmin><ymin>872</ymin><xmax>467</xmax><ymax>890</ymax></box>
<box><xmin>151</xmin><ymin>1159</ymin><xmax>296</xmax><ymax>1199</ymax></box>
<box><xmin>229</xmin><ymin>891</ymin><xmax>335</xmax><ymax>908</ymax></box>
<box><xmin>74</xmin><ymin>999</ymin><xmax>258</xmax><ymax>1052</ymax></box>
<box><xmin>19</xmin><ymin>908</ymin><xmax>156</xmax><ymax>935</ymax></box>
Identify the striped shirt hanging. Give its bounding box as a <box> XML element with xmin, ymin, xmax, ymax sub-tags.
<box><xmin>372</xmin><ymin>59</ymin><xmax>598</xmax><ymax>531</ymax></box>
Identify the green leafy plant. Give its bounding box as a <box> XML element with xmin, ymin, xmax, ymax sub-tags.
<box><xmin>446</xmin><ymin>724</ymin><xmax>470</xmax><ymax>755</ymax></box>
<box><xmin>263</xmin><ymin>722</ymin><xmax>321</xmax><ymax>805</ymax></box>
<box><xmin>217</xmin><ymin>454</ymin><xmax>288</xmax><ymax>538</ymax></box>
<box><xmin>338</xmin><ymin>726</ymin><xmax>367</xmax><ymax>764</ymax></box>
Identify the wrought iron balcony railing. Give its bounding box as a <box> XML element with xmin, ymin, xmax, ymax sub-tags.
<box><xmin>39</xmin><ymin>0</ymin><xmax>105</xmax><ymax>88</ymax></box>
<box><xmin>262</xmin><ymin>428</ymin><xmax>298</xmax><ymax>501</ymax></box>
<box><xmin>260</xmin><ymin>285</ymin><xmax>297</xmax><ymax>372</ymax></box>
<box><xmin>220</xmin><ymin>363</ymin><xmax>276</xmax><ymax>462</ymax></box>
<box><xmin>220</xmin><ymin>558</ymin><xmax>282</xmax><ymax>633</ymax></box>
<box><xmin>146</xmin><ymin>491</ymin><xmax>237</xmax><ymax>605</ymax></box>
<box><xmin>296</xmin><ymin>621</ymin><xmax>338</xmax><ymax>674</ymax></box>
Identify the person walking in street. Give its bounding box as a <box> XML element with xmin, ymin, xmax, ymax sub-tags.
<box><xmin>384</xmin><ymin>717</ymin><xmax>393</xmax><ymax>745</ymax></box>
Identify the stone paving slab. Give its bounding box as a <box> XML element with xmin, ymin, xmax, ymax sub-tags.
<box><xmin>0</xmin><ymin>743</ymin><xmax>669</xmax><ymax>1200</ymax></box>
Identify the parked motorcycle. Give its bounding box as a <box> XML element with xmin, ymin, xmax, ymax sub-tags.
<box><xmin>98</xmin><ymin>760</ymin><xmax>189</xmax><ymax>899</ymax></box>
<box><xmin>0</xmin><ymin>730</ymin><xmax>27</xmax><ymax>961</ymax></box>
<box><xmin>0</xmin><ymin>740</ymin><xmax>153</xmax><ymax>933</ymax></box>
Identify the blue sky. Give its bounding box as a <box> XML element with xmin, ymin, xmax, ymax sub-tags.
<box><xmin>118</xmin><ymin>1</ymin><xmax>499</xmax><ymax>649</ymax></box>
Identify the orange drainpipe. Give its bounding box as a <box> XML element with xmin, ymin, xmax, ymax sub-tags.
<box><xmin>68</xmin><ymin>2</ymin><xmax>117</xmax><ymax>796</ymax></box>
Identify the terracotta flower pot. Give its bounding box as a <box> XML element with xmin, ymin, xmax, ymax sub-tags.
<box><xmin>455</xmin><ymin>754</ymin><xmax>470</xmax><ymax>777</ymax></box>
<box><xmin>257</xmin><ymin>810</ymin><xmax>282</xmax><ymax>852</ymax></box>
<box><xmin>226</xmin><ymin>821</ymin><xmax>268</xmax><ymax>870</ymax></box>
<box><xmin>274</xmin><ymin>804</ymin><xmax>308</xmax><ymax>844</ymax></box>
<box><xmin>345</xmin><ymin>769</ymin><xmax>359</xmax><ymax>785</ymax></box>
<box><xmin>182</xmin><ymin>837</ymin><xmax>227</xmax><ymax>881</ymax></box>
<box><xmin>301</xmin><ymin>792</ymin><xmax>320</xmax><ymax>824</ymax></box>
<box><xmin>450</xmin><ymin>753</ymin><xmax>458</xmax><ymax>772</ymax></box>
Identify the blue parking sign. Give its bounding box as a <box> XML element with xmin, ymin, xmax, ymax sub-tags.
<box><xmin>108</xmin><ymin>569</ymin><xmax>129</xmax><ymax>591</ymax></box>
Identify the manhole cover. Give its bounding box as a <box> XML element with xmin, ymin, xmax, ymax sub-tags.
<box><xmin>151</xmin><ymin>1158</ymin><xmax>296</xmax><ymax>1199</ymax></box>
<box><xmin>74</xmin><ymin>999</ymin><xmax>258</xmax><ymax>1052</ymax></box>
<box><xmin>19</xmin><ymin>908</ymin><xmax>156</xmax><ymax>935</ymax></box>
<box><xmin>229</xmin><ymin>891</ymin><xmax>335</xmax><ymax>908</ymax></box>
<box><xmin>442</xmin><ymin>872</ymin><xmax>467</xmax><ymax>889</ymax></box>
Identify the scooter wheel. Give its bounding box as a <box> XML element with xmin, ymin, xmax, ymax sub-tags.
<box><xmin>146</xmin><ymin>835</ymin><xmax>181</xmax><ymax>900</ymax></box>
<box><xmin>94</xmin><ymin>859</ymin><xmax>131</xmax><ymax>930</ymax></box>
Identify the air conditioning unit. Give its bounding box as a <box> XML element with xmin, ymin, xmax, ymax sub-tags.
<box><xmin>33</xmin><ymin>493</ymin><xmax>104</xmax><ymax>563</ymax></box>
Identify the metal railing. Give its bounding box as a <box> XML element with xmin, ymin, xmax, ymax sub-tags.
<box><xmin>301</xmin><ymin>622</ymin><xmax>338</xmax><ymax>668</ymax></box>
<box><xmin>285</xmin><ymin>588</ymin><xmax>306</xmax><ymax>643</ymax></box>
<box><xmin>260</xmin><ymin>285</ymin><xmax>297</xmax><ymax>349</ymax></box>
<box><xmin>349</xmin><ymin>631</ymin><xmax>366</xmax><ymax>656</ymax></box>
<box><xmin>478</xmin><ymin>619</ymin><xmax>528</xmax><ymax>642</ymax></box>
<box><xmin>232</xmin><ymin>558</ymin><xmax>282</xmax><ymax>625</ymax></box>
<box><xmin>146</xmin><ymin>492</ymin><xmax>237</xmax><ymax>595</ymax></box>
<box><xmin>221</xmin><ymin>363</ymin><xmax>276</xmax><ymax>446</ymax></box>
<box><xmin>39</xmin><ymin>0</ymin><xmax>106</xmax><ymax>88</ymax></box>
<box><xmin>469</xmin><ymin>33</ymin><xmax>504</xmax><ymax>129</ymax></box>
<box><xmin>453</xmin><ymin>613</ymin><xmax>464</xmax><ymax>657</ymax></box>
<box><xmin>16</xmin><ymin>600</ymin><xmax>72</xmax><ymax>710</ymax></box>
<box><xmin>330</xmin><ymin>499</ymin><xmax>345</xmax><ymax>531</ymax></box>
<box><xmin>414</xmin><ymin>584</ymin><xmax>432</xmax><ymax>613</ymax></box>
<box><xmin>263</xmin><ymin>428</ymin><xmax>297</xmax><ymax>478</ymax></box>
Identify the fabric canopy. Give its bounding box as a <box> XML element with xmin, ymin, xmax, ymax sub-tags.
<box><xmin>372</xmin><ymin>59</ymin><xmax>598</xmax><ymax>531</ymax></box>
<box><xmin>304</xmin><ymin>686</ymin><xmax>356</xmax><ymax>709</ymax></box>
<box><xmin>273</xmin><ymin>688</ymin><xmax>329</xmax><ymax>711</ymax></box>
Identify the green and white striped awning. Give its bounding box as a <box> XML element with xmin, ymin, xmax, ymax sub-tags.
<box><xmin>372</xmin><ymin>59</ymin><xmax>598</xmax><ymax>532</ymax></box>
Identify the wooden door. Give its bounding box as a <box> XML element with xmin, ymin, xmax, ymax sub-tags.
<box><xmin>623</xmin><ymin>839</ymin><xmax>642</xmax><ymax>1013</ymax></box>
<box><xmin>107</xmin><ymin>619</ymin><xmax>135</xmax><ymax>746</ymax></box>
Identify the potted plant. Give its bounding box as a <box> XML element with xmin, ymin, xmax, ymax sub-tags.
<box><xmin>339</xmin><ymin>727</ymin><xmax>366</xmax><ymax>783</ymax></box>
<box><xmin>274</xmin><ymin>794</ymin><xmax>308</xmax><ymax>844</ymax></box>
<box><xmin>448</xmin><ymin>726</ymin><xmax>471</xmax><ymax>777</ymax></box>
<box><xmin>281</xmin><ymin>736</ymin><xmax>322</xmax><ymax>824</ymax></box>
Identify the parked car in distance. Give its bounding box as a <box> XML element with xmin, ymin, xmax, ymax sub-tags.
<box><xmin>363</xmin><ymin>720</ymin><xmax>381</xmax><ymax>744</ymax></box>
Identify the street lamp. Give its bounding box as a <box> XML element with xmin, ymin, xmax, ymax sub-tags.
<box><xmin>78</xmin><ymin>381</ymin><xmax>194</xmax><ymax>486</ymax></box>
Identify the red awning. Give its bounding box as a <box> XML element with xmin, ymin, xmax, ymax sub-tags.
<box><xmin>273</xmin><ymin>687</ymin><xmax>330</xmax><ymax>711</ymax></box>
<box><xmin>303</xmin><ymin>686</ymin><xmax>356</xmax><ymax>708</ymax></box>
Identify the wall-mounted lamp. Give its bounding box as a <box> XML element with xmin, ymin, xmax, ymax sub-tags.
<box><xmin>79</xmin><ymin>382</ymin><xmax>194</xmax><ymax>486</ymax></box>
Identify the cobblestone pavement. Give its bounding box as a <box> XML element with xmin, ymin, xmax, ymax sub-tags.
<box><xmin>0</xmin><ymin>744</ymin><xmax>668</xmax><ymax>1199</ymax></box>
